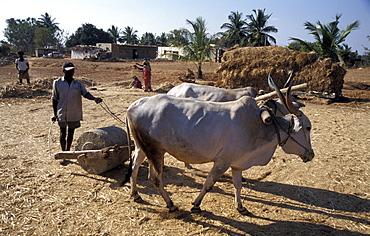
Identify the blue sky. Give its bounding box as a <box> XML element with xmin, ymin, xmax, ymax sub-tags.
<box><xmin>1</xmin><ymin>0</ymin><xmax>369</xmax><ymax>54</ymax></box>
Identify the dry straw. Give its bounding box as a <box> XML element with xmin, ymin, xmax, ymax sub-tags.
<box><xmin>216</xmin><ymin>46</ymin><xmax>346</xmax><ymax>97</ymax></box>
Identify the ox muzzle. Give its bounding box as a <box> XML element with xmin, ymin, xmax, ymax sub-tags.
<box><xmin>301</xmin><ymin>149</ymin><xmax>315</xmax><ymax>162</ymax></box>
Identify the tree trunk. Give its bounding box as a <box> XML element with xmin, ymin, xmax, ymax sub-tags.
<box><xmin>197</xmin><ymin>63</ymin><xmax>203</xmax><ymax>79</ymax></box>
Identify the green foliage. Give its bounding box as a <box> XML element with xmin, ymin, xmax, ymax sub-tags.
<box><xmin>219</xmin><ymin>9</ymin><xmax>277</xmax><ymax>47</ymax></box>
<box><xmin>246</xmin><ymin>9</ymin><xmax>278</xmax><ymax>46</ymax></box>
<box><xmin>34</xmin><ymin>27</ymin><xmax>55</xmax><ymax>48</ymax></box>
<box><xmin>66</xmin><ymin>23</ymin><xmax>113</xmax><ymax>47</ymax></box>
<box><xmin>155</xmin><ymin>33</ymin><xmax>168</xmax><ymax>46</ymax></box>
<box><xmin>290</xmin><ymin>14</ymin><xmax>359</xmax><ymax>63</ymax></box>
<box><xmin>4</xmin><ymin>17</ymin><xmax>36</xmax><ymax>53</ymax></box>
<box><xmin>0</xmin><ymin>41</ymin><xmax>11</xmax><ymax>56</ymax></box>
<box><xmin>220</xmin><ymin>11</ymin><xmax>249</xmax><ymax>47</ymax></box>
<box><xmin>140</xmin><ymin>32</ymin><xmax>156</xmax><ymax>45</ymax></box>
<box><xmin>107</xmin><ymin>25</ymin><xmax>121</xmax><ymax>43</ymax></box>
<box><xmin>119</xmin><ymin>26</ymin><xmax>139</xmax><ymax>44</ymax></box>
<box><xmin>167</xmin><ymin>29</ymin><xmax>189</xmax><ymax>46</ymax></box>
<box><xmin>182</xmin><ymin>17</ymin><xmax>214</xmax><ymax>78</ymax></box>
<box><xmin>4</xmin><ymin>13</ymin><xmax>62</xmax><ymax>52</ymax></box>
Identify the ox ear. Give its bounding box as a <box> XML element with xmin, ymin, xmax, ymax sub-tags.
<box><xmin>260</xmin><ymin>109</ymin><xmax>272</xmax><ymax>125</ymax></box>
<box><xmin>290</xmin><ymin>116</ymin><xmax>302</xmax><ymax>133</ymax></box>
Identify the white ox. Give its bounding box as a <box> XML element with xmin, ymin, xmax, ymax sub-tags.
<box><xmin>168</xmin><ymin>83</ymin><xmax>257</xmax><ymax>101</ymax></box>
<box><xmin>122</xmin><ymin>76</ymin><xmax>314</xmax><ymax>215</ymax></box>
<box><xmin>168</xmin><ymin>80</ymin><xmax>305</xmax><ymax>169</ymax></box>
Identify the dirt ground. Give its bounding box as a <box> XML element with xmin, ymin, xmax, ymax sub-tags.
<box><xmin>0</xmin><ymin>58</ymin><xmax>369</xmax><ymax>235</ymax></box>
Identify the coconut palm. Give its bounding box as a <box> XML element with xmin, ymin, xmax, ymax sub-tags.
<box><xmin>182</xmin><ymin>17</ymin><xmax>214</xmax><ymax>79</ymax></box>
<box><xmin>220</xmin><ymin>11</ymin><xmax>249</xmax><ymax>47</ymax></box>
<box><xmin>140</xmin><ymin>32</ymin><xmax>156</xmax><ymax>45</ymax></box>
<box><xmin>290</xmin><ymin>14</ymin><xmax>359</xmax><ymax>63</ymax></box>
<box><xmin>156</xmin><ymin>32</ymin><xmax>168</xmax><ymax>46</ymax></box>
<box><xmin>37</xmin><ymin>13</ymin><xmax>59</xmax><ymax>32</ymax></box>
<box><xmin>108</xmin><ymin>25</ymin><xmax>121</xmax><ymax>43</ymax></box>
<box><xmin>246</xmin><ymin>9</ymin><xmax>278</xmax><ymax>46</ymax></box>
<box><xmin>120</xmin><ymin>26</ymin><xmax>138</xmax><ymax>45</ymax></box>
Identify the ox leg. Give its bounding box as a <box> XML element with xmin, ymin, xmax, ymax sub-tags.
<box><xmin>130</xmin><ymin>147</ymin><xmax>146</xmax><ymax>203</ymax></box>
<box><xmin>191</xmin><ymin>162</ymin><xmax>229</xmax><ymax>213</ymax></box>
<box><xmin>231</xmin><ymin>169</ymin><xmax>250</xmax><ymax>215</ymax></box>
<box><xmin>147</xmin><ymin>154</ymin><xmax>178</xmax><ymax>212</ymax></box>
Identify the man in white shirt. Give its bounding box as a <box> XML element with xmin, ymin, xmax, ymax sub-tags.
<box><xmin>51</xmin><ymin>62</ymin><xmax>102</xmax><ymax>152</ymax></box>
<box><xmin>15</xmin><ymin>51</ymin><xmax>30</xmax><ymax>84</ymax></box>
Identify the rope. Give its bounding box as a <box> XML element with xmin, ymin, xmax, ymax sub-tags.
<box><xmin>47</xmin><ymin>120</ymin><xmax>54</xmax><ymax>159</ymax></box>
<box><xmin>99</xmin><ymin>101</ymin><xmax>126</xmax><ymax>126</ymax></box>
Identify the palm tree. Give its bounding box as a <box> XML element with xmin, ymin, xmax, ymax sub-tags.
<box><xmin>290</xmin><ymin>14</ymin><xmax>359</xmax><ymax>63</ymax></box>
<box><xmin>246</xmin><ymin>9</ymin><xmax>278</xmax><ymax>46</ymax></box>
<box><xmin>120</xmin><ymin>26</ymin><xmax>138</xmax><ymax>45</ymax></box>
<box><xmin>167</xmin><ymin>29</ymin><xmax>189</xmax><ymax>46</ymax></box>
<box><xmin>140</xmin><ymin>32</ymin><xmax>156</xmax><ymax>45</ymax></box>
<box><xmin>220</xmin><ymin>11</ymin><xmax>249</xmax><ymax>47</ymax></box>
<box><xmin>182</xmin><ymin>17</ymin><xmax>214</xmax><ymax>79</ymax></box>
<box><xmin>108</xmin><ymin>25</ymin><xmax>121</xmax><ymax>43</ymax></box>
<box><xmin>156</xmin><ymin>32</ymin><xmax>168</xmax><ymax>46</ymax></box>
<box><xmin>37</xmin><ymin>13</ymin><xmax>59</xmax><ymax>32</ymax></box>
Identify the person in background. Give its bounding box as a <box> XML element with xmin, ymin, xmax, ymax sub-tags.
<box><xmin>129</xmin><ymin>75</ymin><xmax>142</xmax><ymax>89</ymax></box>
<box><xmin>15</xmin><ymin>51</ymin><xmax>30</xmax><ymax>84</ymax></box>
<box><xmin>134</xmin><ymin>58</ymin><xmax>152</xmax><ymax>92</ymax></box>
<box><xmin>51</xmin><ymin>62</ymin><xmax>102</xmax><ymax>153</ymax></box>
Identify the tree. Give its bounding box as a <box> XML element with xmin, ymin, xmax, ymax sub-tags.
<box><xmin>120</xmin><ymin>26</ymin><xmax>138</xmax><ymax>44</ymax></box>
<box><xmin>55</xmin><ymin>29</ymin><xmax>69</xmax><ymax>52</ymax></box>
<box><xmin>0</xmin><ymin>40</ymin><xmax>11</xmax><ymax>56</ymax></box>
<box><xmin>4</xmin><ymin>17</ymin><xmax>36</xmax><ymax>53</ymax></box>
<box><xmin>246</xmin><ymin>9</ymin><xmax>278</xmax><ymax>46</ymax></box>
<box><xmin>35</xmin><ymin>13</ymin><xmax>60</xmax><ymax>48</ymax></box>
<box><xmin>287</xmin><ymin>41</ymin><xmax>317</xmax><ymax>52</ymax></box>
<box><xmin>290</xmin><ymin>14</ymin><xmax>359</xmax><ymax>63</ymax></box>
<box><xmin>182</xmin><ymin>17</ymin><xmax>214</xmax><ymax>79</ymax></box>
<box><xmin>108</xmin><ymin>25</ymin><xmax>121</xmax><ymax>43</ymax></box>
<box><xmin>34</xmin><ymin>27</ymin><xmax>55</xmax><ymax>48</ymax></box>
<box><xmin>220</xmin><ymin>11</ymin><xmax>249</xmax><ymax>47</ymax></box>
<box><xmin>66</xmin><ymin>23</ymin><xmax>113</xmax><ymax>47</ymax></box>
<box><xmin>37</xmin><ymin>13</ymin><xmax>59</xmax><ymax>32</ymax></box>
<box><xmin>156</xmin><ymin>32</ymin><xmax>168</xmax><ymax>46</ymax></box>
<box><xmin>167</xmin><ymin>29</ymin><xmax>189</xmax><ymax>46</ymax></box>
<box><xmin>140</xmin><ymin>32</ymin><xmax>156</xmax><ymax>45</ymax></box>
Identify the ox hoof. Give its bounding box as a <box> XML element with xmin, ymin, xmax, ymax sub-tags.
<box><xmin>238</xmin><ymin>207</ymin><xmax>252</xmax><ymax>216</ymax></box>
<box><xmin>191</xmin><ymin>206</ymin><xmax>202</xmax><ymax>213</ymax></box>
<box><xmin>168</xmin><ymin>206</ymin><xmax>179</xmax><ymax>212</ymax></box>
<box><xmin>134</xmin><ymin>196</ymin><xmax>143</xmax><ymax>203</ymax></box>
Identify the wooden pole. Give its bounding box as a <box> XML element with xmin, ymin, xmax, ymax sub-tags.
<box><xmin>255</xmin><ymin>83</ymin><xmax>308</xmax><ymax>101</ymax></box>
<box><xmin>54</xmin><ymin>145</ymin><xmax>134</xmax><ymax>159</ymax></box>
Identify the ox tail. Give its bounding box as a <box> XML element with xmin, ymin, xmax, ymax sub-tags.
<box><xmin>121</xmin><ymin>116</ymin><xmax>133</xmax><ymax>186</ymax></box>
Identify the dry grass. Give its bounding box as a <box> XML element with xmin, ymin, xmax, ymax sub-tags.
<box><xmin>0</xmin><ymin>57</ymin><xmax>369</xmax><ymax>235</ymax></box>
<box><xmin>216</xmin><ymin>46</ymin><xmax>346</xmax><ymax>97</ymax></box>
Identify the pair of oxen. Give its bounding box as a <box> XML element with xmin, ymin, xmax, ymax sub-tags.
<box><xmin>121</xmin><ymin>73</ymin><xmax>314</xmax><ymax>215</ymax></box>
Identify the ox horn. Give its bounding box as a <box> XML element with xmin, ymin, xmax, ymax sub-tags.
<box><xmin>286</xmin><ymin>84</ymin><xmax>302</xmax><ymax>116</ymax></box>
<box><xmin>268</xmin><ymin>71</ymin><xmax>288</xmax><ymax>109</ymax></box>
<box><xmin>283</xmin><ymin>71</ymin><xmax>294</xmax><ymax>88</ymax></box>
<box><xmin>268</xmin><ymin>71</ymin><xmax>301</xmax><ymax>116</ymax></box>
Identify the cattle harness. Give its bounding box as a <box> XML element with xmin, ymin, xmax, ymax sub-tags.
<box><xmin>264</xmin><ymin>106</ymin><xmax>312</xmax><ymax>161</ymax></box>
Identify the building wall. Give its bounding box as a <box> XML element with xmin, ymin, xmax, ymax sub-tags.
<box><xmin>157</xmin><ymin>47</ymin><xmax>184</xmax><ymax>60</ymax></box>
<box><xmin>95</xmin><ymin>43</ymin><xmax>157</xmax><ymax>59</ymax></box>
<box><xmin>71</xmin><ymin>48</ymin><xmax>95</xmax><ymax>59</ymax></box>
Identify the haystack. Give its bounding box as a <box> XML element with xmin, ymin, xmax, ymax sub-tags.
<box><xmin>216</xmin><ymin>46</ymin><xmax>346</xmax><ymax>97</ymax></box>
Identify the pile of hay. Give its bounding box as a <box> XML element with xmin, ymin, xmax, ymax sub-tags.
<box><xmin>216</xmin><ymin>46</ymin><xmax>346</xmax><ymax>97</ymax></box>
<box><xmin>0</xmin><ymin>77</ymin><xmax>96</xmax><ymax>99</ymax></box>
